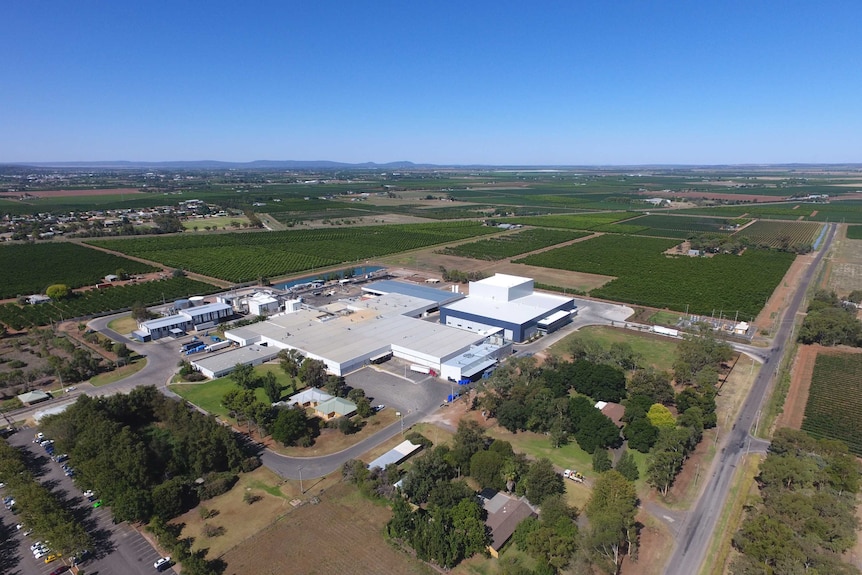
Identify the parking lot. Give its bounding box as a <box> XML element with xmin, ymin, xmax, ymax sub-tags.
<box><xmin>345</xmin><ymin>361</ymin><xmax>457</xmax><ymax>417</ymax></box>
<box><xmin>1</xmin><ymin>428</ymin><xmax>176</xmax><ymax>575</ymax></box>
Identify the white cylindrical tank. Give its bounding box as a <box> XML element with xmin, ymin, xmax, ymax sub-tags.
<box><xmin>189</xmin><ymin>296</ymin><xmax>205</xmax><ymax>307</ymax></box>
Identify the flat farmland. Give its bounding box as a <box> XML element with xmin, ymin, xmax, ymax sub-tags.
<box><xmin>222</xmin><ymin>482</ymin><xmax>434</xmax><ymax>575</ymax></box>
<box><xmin>0</xmin><ymin>242</ymin><xmax>157</xmax><ymax>298</ymax></box>
<box><xmin>801</xmin><ymin>351</ymin><xmax>862</xmax><ymax>455</ymax></box>
<box><xmin>824</xmin><ymin>228</ymin><xmax>862</xmax><ymax>297</ymax></box>
<box><xmin>88</xmin><ymin>222</ymin><xmax>499</xmax><ymax>283</ymax></box>
<box><xmin>437</xmin><ymin>227</ymin><xmax>589</xmax><ymax>260</ymax></box>
<box><xmin>516</xmin><ymin>234</ymin><xmax>795</xmax><ymax>320</ymax></box>
<box><xmin>734</xmin><ymin>219</ymin><xmax>823</xmax><ymax>248</ymax></box>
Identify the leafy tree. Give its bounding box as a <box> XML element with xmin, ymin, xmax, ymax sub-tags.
<box><xmin>524</xmin><ymin>458</ymin><xmax>565</xmax><ymax>505</ymax></box>
<box><xmin>270</xmin><ymin>406</ymin><xmax>309</xmax><ymax>446</ymax></box>
<box><xmin>627</xmin><ymin>369</ymin><xmax>675</xmax><ymax>405</ymax></box>
<box><xmin>131</xmin><ymin>301</ymin><xmax>153</xmax><ymax>322</ymax></box>
<box><xmin>646</xmin><ymin>403</ymin><xmax>676</xmax><ymax>429</ymax></box>
<box><xmin>299</xmin><ymin>358</ymin><xmax>328</xmax><ymax>388</ymax></box>
<box><xmin>45</xmin><ymin>283</ymin><xmax>70</xmax><ymax>299</ymax></box>
<box><xmin>585</xmin><ymin>470</ymin><xmax>638</xmax><ymax>574</ymax></box>
<box><xmin>574</xmin><ymin>409</ymin><xmax>621</xmax><ymax>454</ymax></box>
<box><xmin>470</xmin><ymin>449</ymin><xmax>506</xmax><ymax>490</ymax></box>
<box><xmin>615</xmin><ymin>450</ymin><xmax>640</xmax><ymax>482</ymax></box>
<box><xmin>401</xmin><ymin>446</ymin><xmax>455</xmax><ymax>504</ymax></box>
<box><xmin>623</xmin><ymin>417</ymin><xmax>659</xmax><ymax>453</ymax></box>
<box><xmin>451</xmin><ymin>419</ymin><xmax>487</xmax><ymax>471</ymax></box>
<box><xmin>262</xmin><ymin>371</ymin><xmax>282</xmax><ymax>403</ymax></box>
<box><xmin>355</xmin><ymin>396</ymin><xmax>373</xmax><ymax>418</ymax></box>
<box><xmin>278</xmin><ymin>348</ymin><xmax>303</xmax><ymax>377</ymax></box>
<box><xmin>231</xmin><ymin>363</ymin><xmax>256</xmax><ymax>389</ymax></box>
<box><xmin>324</xmin><ymin>374</ymin><xmax>348</xmax><ymax>397</ymax></box>
<box><xmin>593</xmin><ymin>448</ymin><xmax>613</xmax><ymax>473</ymax></box>
<box><xmin>498</xmin><ymin>399</ymin><xmax>530</xmax><ymax>432</ymax></box>
<box><xmin>673</xmin><ymin>328</ymin><xmax>733</xmax><ymax>386</ymax></box>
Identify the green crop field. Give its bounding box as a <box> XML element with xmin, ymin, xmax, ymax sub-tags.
<box><xmin>0</xmin><ymin>242</ymin><xmax>157</xmax><ymax>299</ymax></box>
<box><xmin>621</xmin><ymin>214</ymin><xmax>735</xmax><ymax>238</ymax></box>
<box><xmin>802</xmin><ymin>353</ymin><xmax>862</xmax><ymax>455</ymax></box>
<box><xmin>437</xmin><ymin>227</ymin><xmax>589</xmax><ymax>260</ymax></box>
<box><xmin>677</xmin><ymin>201</ymin><xmax>862</xmax><ymax>223</ymax></box>
<box><xmin>0</xmin><ymin>277</ymin><xmax>217</xmax><ymax>330</ymax></box>
<box><xmin>734</xmin><ymin>220</ymin><xmax>823</xmax><ymax>248</ymax></box>
<box><xmin>87</xmin><ymin>221</ymin><xmax>500</xmax><ymax>283</ymax></box>
<box><xmin>515</xmin><ymin>234</ymin><xmax>794</xmax><ymax>320</ymax></box>
<box><xmin>505</xmin><ymin>212</ymin><xmax>636</xmax><ymax>230</ymax></box>
<box><xmin>846</xmin><ymin>225</ymin><xmax>862</xmax><ymax>240</ymax></box>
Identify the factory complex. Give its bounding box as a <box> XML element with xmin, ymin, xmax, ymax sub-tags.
<box><xmin>164</xmin><ymin>273</ymin><xmax>576</xmax><ymax>382</ymax></box>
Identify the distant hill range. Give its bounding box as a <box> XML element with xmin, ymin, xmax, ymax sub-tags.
<box><xmin>2</xmin><ymin>160</ymin><xmax>862</xmax><ymax>171</ymax></box>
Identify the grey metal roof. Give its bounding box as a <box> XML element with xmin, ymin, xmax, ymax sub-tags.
<box><xmin>363</xmin><ymin>280</ymin><xmax>463</xmax><ymax>305</ymax></box>
<box><xmin>191</xmin><ymin>345</ymin><xmax>280</xmax><ymax>375</ymax></box>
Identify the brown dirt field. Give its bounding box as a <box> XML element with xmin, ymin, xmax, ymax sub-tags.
<box><xmin>0</xmin><ymin>187</ymin><xmax>143</xmax><ymax>198</ymax></box>
<box><xmin>621</xmin><ymin>512</ymin><xmax>673</xmax><ymax>575</ymax></box>
<box><xmin>753</xmin><ymin>252</ymin><xmax>811</xmax><ymax>336</ymax></box>
<box><xmin>778</xmin><ymin>344</ymin><xmax>819</xmax><ymax>430</ymax></box>
<box><xmin>221</xmin><ymin>481</ymin><xmax>433</xmax><ymax>575</ymax></box>
<box><xmin>823</xmin><ymin>226</ymin><xmax>862</xmax><ymax>297</ymax></box>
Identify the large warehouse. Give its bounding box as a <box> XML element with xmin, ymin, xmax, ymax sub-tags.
<box><xmin>440</xmin><ymin>274</ymin><xmax>576</xmax><ymax>342</ymax></box>
<box><xmin>134</xmin><ymin>302</ymin><xmax>233</xmax><ymax>341</ymax></box>
<box><xmin>197</xmin><ymin>280</ymin><xmax>509</xmax><ymax>378</ymax></box>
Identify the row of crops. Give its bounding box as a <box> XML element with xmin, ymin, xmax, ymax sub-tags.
<box><xmin>0</xmin><ymin>277</ymin><xmax>217</xmax><ymax>330</ymax></box>
<box><xmin>0</xmin><ymin>243</ymin><xmax>157</xmax><ymax>299</ymax></box>
<box><xmin>505</xmin><ymin>212</ymin><xmax>636</xmax><ymax>230</ymax></box>
<box><xmin>618</xmin><ymin>214</ymin><xmax>736</xmax><ymax>239</ymax></box>
<box><xmin>733</xmin><ymin>220</ymin><xmax>823</xmax><ymax>248</ymax></box>
<box><xmin>677</xmin><ymin>201</ymin><xmax>862</xmax><ymax>223</ymax></box>
<box><xmin>437</xmin><ymin>228</ymin><xmax>590</xmax><ymax>261</ymax></box>
<box><xmin>514</xmin><ymin>234</ymin><xmax>794</xmax><ymax>320</ymax></box>
<box><xmin>88</xmin><ymin>222</ymin><xmax>500</xmax><ymax>283</ymax></box>
<box><xmin>802</xmin><ymin>353</ymin><xmax>862</xmax><ymax>456</ymax></box>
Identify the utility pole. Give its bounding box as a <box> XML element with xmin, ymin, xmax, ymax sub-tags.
<box><xmin>298</xmin><ymin>465</ymin><xmax>304</xmax><ymax>494</ymax></box>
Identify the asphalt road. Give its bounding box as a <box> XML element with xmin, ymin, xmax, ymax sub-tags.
<box><xmin>664</xmin><ymin>223</ymin><xmax>837</xmax><ymax>575</ymax></box>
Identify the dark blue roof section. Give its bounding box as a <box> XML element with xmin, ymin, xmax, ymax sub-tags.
<box><xmin>363</xmin><ymin>280</ymin><xmax>463</xmax><ymax>305</ymax></box>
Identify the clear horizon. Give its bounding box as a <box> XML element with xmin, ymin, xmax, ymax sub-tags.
<box><xmin>4</xmin><ymin>1</ymin><xmax>861</xmax><ymax>165</ymax></box>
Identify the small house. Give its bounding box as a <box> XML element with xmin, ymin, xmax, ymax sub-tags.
<box><xmin>314</xmin><ymin>397</ymin><xmax>357</xmax><ymax>421</ymax></box>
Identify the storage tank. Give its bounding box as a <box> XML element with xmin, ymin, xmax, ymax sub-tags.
<box><xmin>174</xmin><ymin>298</ymin><xmax>191</xmax><ymax>310</ymax></box>
<box><xmin>188</xmin><ymin>296</ymin><xmax>205</xmax><ymax>307</ymax></box>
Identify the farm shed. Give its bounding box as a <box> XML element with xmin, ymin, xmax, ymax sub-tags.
<box><xmin>367</xmin><ymin>440</ymin><xmax>423</xmax><ymax>470</ymax></box>
<box><xmin>440</xmin><ymin>274</ymin><xmax>575</xmax><ymax>342</ymax></box>
<box><xmin>18</xmin><ymin>390</ymin><xmax>51</xmax><ymax>405</ymax></box>
<box><xmin>191</xmin><ymin>345</ymin><xmax>279</xmax><ymax>379</ymax></box>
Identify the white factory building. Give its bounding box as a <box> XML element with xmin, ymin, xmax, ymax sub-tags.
<box><xmin>439</xmin><ymin>274</ymin><xmax>576</xmax><ymax>343</ymax></box>
<box><xmin>192</xmin><ymin>280</ymin><xmax>512</xmax><ymax>380</ymax></box>
<box><xmin>133</xmin><ymin>302</ymin><xmax>233</xmax><ymax>341</ymax></box>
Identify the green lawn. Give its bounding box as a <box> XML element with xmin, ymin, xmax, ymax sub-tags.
<box><xmin>89</xmin><ymin>357</ymin><xmax>147</xmax><ymax>386</ymax></box>
<box><xmin>486</xmin><ymin>426</ymin><xmax>594</xmax><ymax>479</ymax></box>
<box><xmin>182</xmin><ymin>215</ymin><xmax>249</xmax><ymax>230</ymax></box>
<box><xmin>169</xmin><ymin>363</ymin><xmax>296</xmax><ymax>417</ymax></box>
<box><xmin>550</xmin><ymin>325</ymin><xmax>679</xmax><ymax>372</ymax></box>
<box><xmin>648</xmin><ymin>310</ymin><xmax>684</xmax><ymax>327</ymax></box>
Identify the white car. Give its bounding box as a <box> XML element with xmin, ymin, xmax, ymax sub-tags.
<box><xmin>34</xmin><ymin>549</ymin><xmax>49</xmax><ymax>559</ymax></box>
<box><xmin>154</xmin><ymin>556</ymin><xmax>171</xmax><ymax>571</ymax></box>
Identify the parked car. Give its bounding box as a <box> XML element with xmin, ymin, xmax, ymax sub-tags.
<box><xmin>154</xmin><ymin>556</ymin><xmax>172</xmax><ymax>571</ymax></box>
<box><xmin>44</xmin><ymin>552</ymin><xmax>62</xmax><ymax>564</ymax></box>
<box><xmin>49</xmin><ymin>566</ymin><xmax>70</xmax><ymax>575</ymax></box>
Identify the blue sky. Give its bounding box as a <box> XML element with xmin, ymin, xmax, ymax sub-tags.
<box><xmin>3</xmin><ymin>1</ymin><xmax>860</xmax><ymax>165</ymax></box>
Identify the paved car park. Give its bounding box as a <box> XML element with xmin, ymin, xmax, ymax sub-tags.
<box><xmin>345</xmin><ymin>361</ymin><xmax>455</xmax><ymax>416</ymax></box>
<box><xmin>2</xmin><ymin>428</ymin><xmax>176</xmax><ymax>575</ymax></box>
